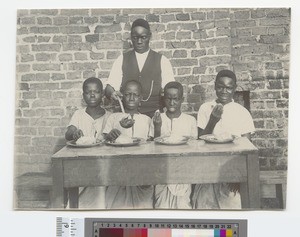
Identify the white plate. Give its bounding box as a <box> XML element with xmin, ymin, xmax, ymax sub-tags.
<box><xmin>154</xmin><ymin>136</ymin><xmax>190</xmax><ymax>145</ymax></box>
<box><xmin>199</xmin><ymin>134</ymin><xmax>234</xmax><ymax>144</ymax></box>
<box><xmin>66</xmin><ymin>140</ymin><xmax>104</xmax><ymax>148</ymax></box>
<box><xmin>105</xmin><ymin>137</ymin><xmax>142</xmax><ymax>147</ymax></box>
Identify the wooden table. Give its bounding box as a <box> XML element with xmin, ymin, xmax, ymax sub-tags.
<box><xmin>51</xmin><ymin>137</ymin><xmax>260</xmax><ymax>209</ymax></box>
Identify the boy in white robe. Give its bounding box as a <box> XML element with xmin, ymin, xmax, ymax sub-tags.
<box><xmin>104</xmin><ymin>80</ymin><xmax>153</xmax><ymax>209</ymax></box>
<box><xmin>149</xmin><ymin>81</ymin><xmax>197</xmax><ymax>209</ymax></box>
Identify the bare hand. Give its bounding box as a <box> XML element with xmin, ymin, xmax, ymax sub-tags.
<box><xmin>153</xmin><ymin>111</ymin><xmax>162</xmax><ymax>128</ymax></box>
<box><xmin>211</xmin><ymin>104</ymin><xmax>223</xmax><ymax>119</ymax></box>
<box><xmin>106</xmin><ymin>129</ymin><xmax>121</xmax><ymax>141</ymax></box>
<box><xmin>119</xmin><ymin>116</ymin><xmax>135</xmax><ymax>128</ymax></box>
<box><xmin>111</xmin><ymin>90</ymin><xmax>123</xmax><ymax>101</ymax></box>
<box><xmin>73</xmin><ymin>129</ymin><xmax>84</xmax><ymax>140</ymax></box>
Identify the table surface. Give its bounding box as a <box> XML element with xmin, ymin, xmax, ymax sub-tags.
<box><xmin>52</xmin><ymin>137</ymin><xmax>258</xmax><ymax>159</ymax></box>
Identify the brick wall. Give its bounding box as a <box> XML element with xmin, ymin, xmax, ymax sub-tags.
<box><xmin>15</xmin><ymin>8</ymin><xmax>290</xmax><ymax>178</ymax></box>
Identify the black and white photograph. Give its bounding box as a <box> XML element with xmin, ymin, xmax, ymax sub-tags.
<box><xmin>13</xmin><ymin>8</ymin><xmax>290</xmax><ymax>210</ymax></box>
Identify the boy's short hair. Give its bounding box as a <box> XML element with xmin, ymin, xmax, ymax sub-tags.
<box><xmin>216</xmin><ymin>69</ymin><xmax>237</xmax><ymax>84</ymax></box>
<box><xmin>82</xmin><ymin>77</ymin><xmax>103</xmax><ymax>92</ymax></box>
<box><xmin>121</xmin><ymin>80</ymin><xmax>143</xmax><ymax>94</ymax></box>
<box><xmin>164</xmin><ymin>81</ymin><xmax>184</xmax><ymax>98</ymax></box>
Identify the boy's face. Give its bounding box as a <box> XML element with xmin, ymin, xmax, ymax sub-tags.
<box><xmin>215</xmin><ymin>76</ymin><xmax>237</xmax><ymax>105</ymax></box>
<box><xmin>164</xmin><ymin>88</ymin><xmax>183</xmax><ymax>113</ymax></box>
<box><xmin>83</xmin><ymin>82</ymin><xmax>102</xmax><ymax>107</ymax></box>
<box><xmin>123</xmin><ymin>83</ymin><xmax>142</xmax><ymax>110</ymax></box>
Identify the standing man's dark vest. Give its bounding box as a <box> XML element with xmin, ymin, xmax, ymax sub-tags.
<box><xmin>121</xmin><ymin>49</ymin><xmax>162</xmax><ymax>118</ymax></box>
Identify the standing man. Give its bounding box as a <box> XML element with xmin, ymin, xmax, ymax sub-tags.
<box><xmin>105</xmin><ymin>18</ymin><xmax>174</xmax><ymax>117</ymax></box>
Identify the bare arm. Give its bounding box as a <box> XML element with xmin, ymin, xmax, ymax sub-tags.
<box><xmin>65</xmin><ymin>125</ymin><xmax>83</xmax><ymax>141</ymax></box>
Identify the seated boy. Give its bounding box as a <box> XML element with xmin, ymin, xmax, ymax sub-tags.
<box><xmin>149</xmin><ymin>81</ymin><xmax>197</xmax><ymax>209</ymax></box>
<box><xmin>103</xmin><ymin>80</ymin><xmax>153</xmax><ymax>209</ymax></box>
<box><xmin>65</xmin><ymin>77</ymin><xmax>111</xmax><ymax>208</ymax></box>
<box><xmin>193</xmin><ymin>69</ymin><xmax>255</xmax><ymax>209</ymax></box>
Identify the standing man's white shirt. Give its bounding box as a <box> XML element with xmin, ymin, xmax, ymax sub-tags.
<box><xmin>197</xmin><ymin>100</ymin><xmax>255</xmax><ymax>137</ymax></box>
<box><xmin>105</xmin><ymin>50</ymin><xmax>174</xmax><ymax>89</ymax></box>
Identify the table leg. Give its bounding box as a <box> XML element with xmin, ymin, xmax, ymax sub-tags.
<box><xmin>240</xmin><ymin>153</ymin><xmax>260</xmax><ymax>208</ymax></box>
<box><xmin>68</xmin><ymin>187</ymin><xmax>79</xmax><ymax>208</ymax></box>
<box><xmin>51</xmin><ymin>159</ymin><xmax>65</xmax><ymax>209</ymax></box>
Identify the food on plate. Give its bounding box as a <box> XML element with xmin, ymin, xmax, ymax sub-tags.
<box><xmin>76</xmin><ymin>136</ymin><xmax>96</xmax><ymax>145</ymax></box>
<box><xmin>213</xmin><ymin>132</ymin><xmax>233</xmax><ymax>141</ymax></box>
<box><xmin>119</xmin><ymin>116</ymin><xmax>135</xmax><ymax>128</ymax></box>
<box><xmin>115</xmin><ymin>134</ymin><xmax>134</xmax><ymax>144</ymax></box>
<box><xmin>162</xmin><ymin>134</ymin><xmax>185</xmax><ymax>143</ymax></box>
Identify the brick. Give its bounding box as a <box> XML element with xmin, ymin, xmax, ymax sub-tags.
<box><xmin>97</xmin><ymin>71</ymin><xmax>110</xmax><ymax>79</ymax></box>
<box><xmin>68</xmin><ymin>35</ymin><xmax>82</xmax><ymax>43</ymax></box>
<box><xmin>84</xmin><ymin>17</ymin><xmax>99</xmax><ymax>24</ymax></box>
<box><xmin>91</xmin><ymin>9</ymin><xmax>121</xmax><ymax>15</ymax></box>
<box><xmin>107</xmin><ymin>51</ymin><xmax>121</xmax><ymax>59</ymax></box>
<box><xmin>200</xmin><ymin>75</ymin><xmax>215</xmax><ymax>83</ymax></box>
<box><xmin>175</xmin><ymin>75</ymin><xmax>199</xmax><ymax>84</ymax></box>
<box><xmin>100</xmin><ymin>34</ymin><xmax>116</xmax><ymax>41</ymax></box>
<box><xmin>234</xmin><ymin>11</ymin><xmax>250</xmax><ymax>19</ymax></box>
<box><xmin>62</xmin><ymin>43</ymin><xmax>92</xmax><ymax>51</ymax></box>
<box><xmin>191</xmin><ymin>12</ymin><xmax>206</xmax><ymax>20</ymax></box>
<box><xmin>265</xmin><ymin>62</ymin><xmax>282</xmax><ymax>70</ymax></box>
<box><xmin>53</xmin><ymin>91</ymin><xmax>67</xmax><ymax>99</ymax></box>
<box><xmin>193</xmin><ymin>67</ymin><xmax>206</xmax><ymax>74</ymax></box>
<box><xmin>51</xmin><ymin>108</ymin><xmax>65</xmax><ymax>116</ymax></box>
<box><xmin>96</xmin><ymin>41</ymin><xmax>123</xmax><ymax>49</ymax></box>
<box><xmin>199</xmin><ymin>56</ymin><xmax>231</xmax><ymax>67</ymax></box>
<box><xmin>161</xmin><ymin>14</ymin><xmax>175</xmax><ymax>23</ymax></box>
<box><xmin>161</xmin><ymin>32</ymin><xmax>176</xmax><ymax>40</ymax></box>
<box><xmin>60</xmin><ymin>9</ymin><xmax>89</xmax><ymax>16</ymax></box>
<box><xmin>177</xmin><ymin>68</ymin><xmax>191</xmax><ymax>75</ymax></box>
<box><xmin>30</xmin><ymin>9</ymin><xmax>58</xmax><ymax>15</ymax></box>
<box><xmin>16</xmin><ymin>127</ymin><xmax>37</xmax><ymax>136</ymax></box>
<box><xmin>115</xmin><ymin>15</ymin><xmax>129</xmax><ymax>23</ymax></box>
<box><xmin>100</xmin><ymin>61</ymin><xmax>114</xmax><ymax>70</ymax></box>
<box><xmin>173</xmin><ymin>50</ymin><xmax>187</xmax><ymax>58</ymax></box>
<box><xmin>266</xmin><ymin>8</ymin><xmax>290</xmax><ymax>18</ymax></box>
<box><xmin>123</xmin><ymin>9</ymin><xmax>150</xmax><ymax>14</ymax></box>
<box><xmin>83</xmin><ymin>70</ymin><xmax>96</xmax><ymax>78</ymax></box>
<box><xmin>200</xmin><ymin>38</ymin><xmax>230</xmax><ymax>48</ymax></box>
<box><xmin>32</xmin><ymin>99</ymin><xmax>61</xmax><ymax>108</ymax></box>
<box><xmin>85</xmin><ymin>34</ymin><xmax>99</xmax><ymax>43</ymax></box>
<box><xmin>276</xmin><ymin>100</ymin><xmax>288</xmax><ymax>108</ymax></box>
<box><xmin>30</xmin><ymin>83</ymin><xmax>59</xmax><ymax>90</ymax></box>
<box><xmin>268</xmin><ymin>27</ymin><xmax>285</xmax><ymax>35</ymax></box>
<box><xmin>32</xmin><ymin>44</ymin><xmax>61</xmax><ymax>52</ymax></box>
<box><xmin>187</xmin><ymin>93</ymin><xmax>201</xmax><ymax>103</ymax></box>
<box><xmin>74</xmin><ymin>52</ymin><xmax>88</xmax><ymax>60</ymax></box>
<box><xmin>69</xmin><ymin>16</ymin><xmax>84</xmax><ymax>24</ymax></box>
<box><xmin>216</xmin><ymin>28</ymin><xmax>231</xmax><ymax>37</ymax></box>
<box><xmin>37</xmin><ymin>17</ymin><xmax>52</xmax><ymax>25</ymax></box>
<box><xmin>251</xmin><ymin>9</ymin><xmax>266</xmax><ymax>18</ymax></box>
<box><xmin>267</xmin><ymin>80</ymin><xmax>282</xmax><ymax>89</ymax></box>
<box><xmin>214</xmin><ymin>10</ymin><xmax>229</xmax><ymax>19</ymax></box>
<box><xmin>54</xmin><ymin>127</ymin><xmax>65</xmax><ymax>137</ymax></box>
<box><xmin>176</xmin><ymin>31</ymin><xmax>191</xmax><ymax>40</ymax></box>
<box><xmin>32</xmin><ymin>63</ymin><xmax>61</xmax><ymax>71</ymax></box>
<box><xmin>170</xmin><ymin>58</ymin><xmax>198</xmax><ymax>67</ymax></box>
<box><xmin>38</xmin><ymin>91</ymin><xmax>52</xmax><ymax>99</ymax></box>
<box><xmin>60</xmin><ymin>26</ymin><xmax>90</xmax><ymax>34</ymax></box>
<box><xmin>30</xmin><ymin>26</ymin><xmax>59</xmax><ymax>34</ymax></box>
<box><xmin>15</xmin><ymin>118</ymin><xmax>30</xmax><ymax>126</ymax></box>
<box><xmin>253</xmin><ymin>120</ymin><xmax>264</xmax><ymax>129</ymax></box>
<box><xmin>18</xmin><ymin>83</ymin><xmax>29</xmax><ymax>91</ymax></box>
<box><xmin>191</xmin><ymin>49</ymin><xmax>206</xmax><ymax>57</ymax></box>
<box><xmin>95</xmin><ymin>24</ymin><xmax>122</xmax><ymax>33</ymax></box>
<box><xmin>15</xmin><ymin>136</ymin><xmax>31</xmax><ymax>146</ymax></box>
<box><xmin>252</xmin><ymin>27</ymin><xmax>268</xmax><ymax>35</ymax></box>
<box><xmin>260</xmin><ymin>18</ymin><xmax>290</xmax><ymax>26</ymax></box>
<box><xmin>51</xmin><ymin>73</ymin><xmax>65</xmax><ymax>81</ymax></box>
<box><xmin>17</xmin><ymin>64</ymin><xmax>30</xmax><ymax>73</ymax></box>
<box><xmin>166</xmin><ymin>41</ymin><xmax>196</xmax><ymax>49</ymax></box>
<box><xmin>266</xmin><ymin>101</ymin><xmax>275</xmax><ymax>109</ymax></box>
<box><xmin>37</xmin><ymin>36</ymin><xmax>51</xmax><ymax>43</ymax></box>
<box><xmin>176</xmin><ymin>13</ymin><xmax>190</xmax><ymax>21</ymax></box>
<box><xmin>53</xmin><ymin>35</ymin><xmax>67</xmax><ymax>43</ymax></box>
<box><xmin>17</xmin><ymin>9</ymin><xmax>29</xmax><ymax>17</ymax></box>
<box><xmin>53</xmin><ymin>16</ymin><xmax>68</xmax><ymax>25</ymax></box>
<box><xmin>66</xmin><ymin>71</ymin><xmax>81</xmax><ymax>80</ymax></box>
<box><xmin>23</xmin><ymin>36</ymin><xmax>36</xmax><ymax>43</ymax></box>
<box><xmin>146</xmin><ymin>14</ymin><xmax>159</xmax><ymax>22</ymax></box>
<box><xmin>21</xmin><ymin>54</ymin><xmax>34</xmax><ymax>62</ymax></box>
<box><xmin>69</xmin><ymin>62</ymin><xmax>98</xmax><ymax>71</ymax></box>
<box><xmin>216</xmin><ymin>47</ymin><xmax>231</xmax><ymax>55</ymax></box>
<box><xmin>251</xmin><ymin>91</ymin><xmax>281</xmax><ymax>100</ymax></box>
<box><xmin>231</xmin><ymin>36</ymin><xmax>258</xmax><ymax>45</ymax></box>
<box><xmin>38</xmin><ymin>127</ymin><xmax>53</xmax><ymax>136</ymax></box>
<box><xmin>231</xmin><ymin>20</ymin><xmax>256</xmax><ymax>28</ymax></box>
<box><xmin>36</xmin><ymin>53</ymin><xmax>56</xmax><ymax>61</ymax></box>
<box><xmin>23</xmin><ymin>91</ymin><xmax>36</xmax><ymax>99</ymax></box>
<box><xmin>215</xmin><ymin>20</ymin><xmax>229</xmax><ymax>28</ymax></box>
<box><xmin>36</xmin><ymin>109</ymin><xmax>50</xmax><ymax>117</ymax></box>
<box><xmin>58</xmin><ymin>53</ymin><xmax>73</xmax><ymax>61</ymax></box>
<box><xmin>167</xmin><ymin>23</ymin><xmax>198</xmax><ymax>31</ymax></box>
<box><xmin>20</xmin><ymin>17</ymin><xmax>35</xmax><ymax>25</ymax></box>
<box><xmin>17</xmin><ymin>27</ymin><xmax>29</xmax><ymax>35</ymax></box>
<box><xmin>90</xmin><ymin>52</ymin><xmax>105</xmax><ymax>60</ymax></box>
<box><xmin>150</xmin><ymin>23</ymin><xmax>166</xmax><ymax>32</ymax></box>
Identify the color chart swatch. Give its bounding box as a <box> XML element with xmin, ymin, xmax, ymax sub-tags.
<box><xmin>98</xmin><ymin>228</ymin><xmax>233</xmax><ymax>237</ymax></box>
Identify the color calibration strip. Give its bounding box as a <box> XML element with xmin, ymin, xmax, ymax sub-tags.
<box><xmin>97</xmin><ymin>228</ymin><xmax>233</xmax><ymax>237</ymax></box>
<box><xmin>92</xmin><ymin>221</ymin><xmax>241</xmax><ymax>237</ymax></box>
